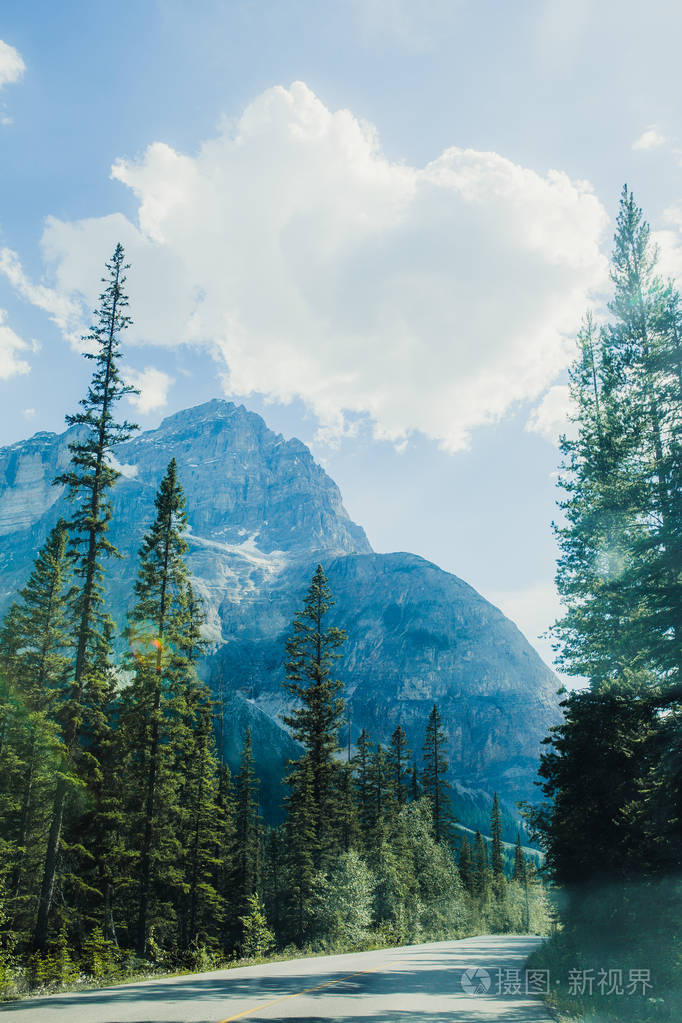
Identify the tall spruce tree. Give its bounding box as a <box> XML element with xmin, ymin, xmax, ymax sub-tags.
<box><xmin>283</xmin><ymin>756</ymin><xmax>315</xmax><ymax>946</ymax></box>
<box><xmin>422</xmin><ymin>704</ymin><xmax>454</xmax><ymax>844</ymax></box>
<box><xmin>179</xmin><ymin>697</ymin><xmax>224</xmax><ymax>950</ymax></box>
<box><xmin>553</xmin><ymin>189</ymin><xmax>682</xmax><ymax>690</ymax></box>
<box><xmin>233</xmin><ymin>728</ymin><xmax>261</xmax><ymax>928</ymax></box>
<box><xmin>353</xmin><ymin>728</ymin><xmax>374</xmax><ymax>851</ymax></box>
<box><xmin>490</xmin><ymin>792</ymin><xmax>505</xmax><ymax>891</ymax></box>
<box><xmin>388</xmin><ymin>725</ymin><xmax>410</xmax><ymax>807</ymax></box>
<box><xmin>282</xmin><ymin>565</ymin><xmax>347</xmax><ymax>869</ymax></box>
<box><xmin>122</xmin><ymin>458</ymin><xmax>192</xmax><ymax>955</ymax></box>
<box><xmin>472</xmin><ymin>830</ymin><xmax>490</xmax><ymax>900</ymax></box>
<box><xmin>458</xmin><ymin>837</ymin><xmax>475</xmax><ymax>894</ymax></box>
<box><xmin>368</xmin><ymin>742</ymin><xmax>392</xmax><ymax>847</ymax></box>
<box><xmin>0</xmin><ymin>522</ymin><xmax>75</xmax><ymax>939</ymax></box>
<box><xmin>533</xmin><ymin>189</ymin><xmax>682</xmax><ymax>965</ymax></box>
<box><xmin>34</xmin><ymin>244</ymin><xmax>137</xmax><ymax>951</ymax></box>
<box><xmin>512</xmin><ymin>832</ymin><xmax>526</xmax><ymax>883</ymax></box>
<box><xmin>607</xmin><ymin>187</ymin><xmax>682</xmax><ymax>684</ymax></box>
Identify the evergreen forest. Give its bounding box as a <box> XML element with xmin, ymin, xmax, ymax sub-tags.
<box><xmin>528</xmin><ymin>187</ymin><xmax>682</xmax><ymax>1022</ymax></box>
<box><xmin>0</xmin><ymin>246</ymin><xmax>548</xmax><ymax>998</ymax></box>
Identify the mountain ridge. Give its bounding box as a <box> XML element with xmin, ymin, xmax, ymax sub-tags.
<box><xmin>0</xmin><ymin>398</ymin><xmax>561</xmax><ymax>826</ymax></box>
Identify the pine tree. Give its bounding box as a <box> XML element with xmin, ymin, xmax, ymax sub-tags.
<box><xmin>607</xmin><ymin>188</ymin><xmax>682</xmax><ymax>684</ymax></box>
<box><xmin>490</xmin><ymin>792</ymin><xmax>505</xmax><ymax>887</ymax></box>
<box><xmin>409</xmin><ymin>761</ymin><xmax>420</xmax><ymax>802</ymax></box>
<box><xmin>338</xmin><ymin>762</ymin><xmax>358</xmax><ymax>853</ymax></box>
<box><xmin>121</xmin><ymin>459</ymin><xmax>196</xmax><ymax>955</ymax></box>
<box><xmin>262</xmin><ymin>826</ymin><xmax>285</xmax><ymax>940</ymax></box>
<box><xmin>282</xmin><ymin>565</ymin><xmax>347</xmax><ymax>869</ymax></box>
<box><xmin>353</xmin><ymin>728</ymin><xmax>374</xmax><ymax>851</ymax></box>
<box><xmin>552</xmin><ymin>315</ymin><xmax>639</xmax><ymax>687</ymax></box>
<box><xmin>282</xmin><ymin>756</ymin><xmax>315</xmax><ymax>946</ymax></box>
<box><xmin>368</xmin><ymin>743</ymin><xmax>392</xmax><ymax>847</ymax></box>
<box><xmin>233</xmin><ymin>729</ymin><xmax>260</xmax><ymax>926</ymax></box>
<box><xmin>0</xmin><ymin>522</ymin><xmax>75</xmax><ymax>936</ymax></box>
<box><xmin>512</xmin><ymin>832</ymin><xmax>526</xmax><ymax>883</ymax></box>
<box><xmin>213</xmin><ymin>763</ymin><xmax>237</xmax><ymax>951</ymax></box>
<box><xmin>421</xmin><ymin>704</ymin><xmax>454</xmax><ymax>844</ymax></box>
<box><xmin>553</xmin><ymin>189</ymin><xmax>682</xmax><ymax>690</ymax></box>
<box><xmin>34</xmin><ymin>244</ymin><xmax>137</xmax><ymax>951</ymax></box>
<box><xmin>458</xmin><ymin>836</ymin><xmax>475</xmax><ymax>894</ymax></box>
<box><xmin>179</xmin><ymin>698</ymin><xmax>223</xmax><ymax>950</ymax></box>
<box><xmin>472</xmin><ymin>830</ymin><xmax>490</xmax><ymax>900</ymax></box>
<box><xmin>388</xmin><ymin>725</ymin><xmax>410</xmax><ymax>807</ymax></box>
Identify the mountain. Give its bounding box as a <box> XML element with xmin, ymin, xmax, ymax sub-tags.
<box><xmin>0</xmin><ymin>399</ymin><xmax>561</xmax><ymax>827</ymax></box>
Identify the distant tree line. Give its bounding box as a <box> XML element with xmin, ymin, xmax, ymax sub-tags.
<box><xmin>0</xmin><ymin>245</ymin><xmax>548</xmax><ymax>996</ymax></box>
<box><xmin>529</xmin><ymin>188</ymin><xmax>682</xmax><ymax>1021</ymax></box>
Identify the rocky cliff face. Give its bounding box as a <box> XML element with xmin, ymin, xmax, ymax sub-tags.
<box><xmin>212</xmin><ymin>550</ymin><xmax>559</xmax><ymax>806</ymax></box>
<box><xmin>0</xmin><ymin>399</ymin><xmax>560</xmax><ymax>823</ymax></box>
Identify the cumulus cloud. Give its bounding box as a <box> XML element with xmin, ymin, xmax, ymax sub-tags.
<box><xmin>653</xmin><ymin>204</ymin><xmax>682</xmax><ymax>286</ymax></box>
<box><xmin>526</xmin><ymin>383</ymin><xmax>576</xmax><ymax>443</ymax></box>
<box><xmin>0</xmin><ymin>309</ymin><xmax>31</xmax><ymax>379</ymax></box>
<box><xmin>0</xmin><ymin>247</ymin><xmax>83</xmax><ymax>344</ymax></box>
<box><xmin>0</xmin><ymin>39</ymin><xmax>25</xmax><ymax>90</ymax></box>
<box><xmin>125</xmin><ymin>366</ymin><xmax>174</xmax><ymax>414</ymax></box>
<box><xmin>633</xmin><ymin>125</ymin><xmax>669</xmax><ymax>151</ymax></box>
<box><xmin>10</xmin><ymin>82</ymin><xmax>609</xmax><ymax>450</ymax></box>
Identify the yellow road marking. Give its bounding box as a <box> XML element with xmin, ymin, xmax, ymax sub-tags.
<box><xmin>216</xmin><ymin>960</ymin><xmax>388</xmax><ymax>1022</ymax></box>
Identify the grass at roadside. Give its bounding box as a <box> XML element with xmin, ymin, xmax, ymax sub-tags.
<box><xmin>0</xmin><ymin>929</ymin><xmax>457</xmax><ymax>1003</ymax></box>
<box><xmin>527</xmin><ymin>931</ymin><xmax>682</xmax><ymax>1023</ymax></box>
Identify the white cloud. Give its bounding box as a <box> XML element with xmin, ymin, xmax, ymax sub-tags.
<box><xmin>633</xmin><ymin>125</ymin><xmax>668</xmax><ymax>151</ymax></box>
<box><xmin>0</xmin><ymin>247</ymin><xmax>83</xmax><ymax>345</ymax></box>
<box><xmin>125</xmin><ymin>366</ymin><xmax>174</xmax><ymax>414</ymax></box>
<box><xmin>9</xmin><ymin>82</ymin><xmax>609</xmax><ymax>451</ymax></box>
<box><xmin>0</xmin><ymin>309</ymin><xmax>31</xmax><ymax>379</ymax></box>
<box><xmin>526</xmin><ymin>383</ymin><xmax>575</xmax><ymax>443</ymax></box>
<box><xmin>22</xmin><ymin>407</ymin><xmax>36</xmax><ymax>419</ymax></box>
<box><xmin>653</xmin><ymin>204</ymin><xmax>682</xmax><ymax>286</ymax></box>
<box><xmin>0</xmin><ymin>39</ymin><xmax>25</xmax><ymax>90</ymax></box>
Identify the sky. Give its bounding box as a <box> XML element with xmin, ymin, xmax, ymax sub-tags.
<box><xmin>1</xmin><ymin>0</ymin><xmax>682</xmax><ymax>679</ymax></box>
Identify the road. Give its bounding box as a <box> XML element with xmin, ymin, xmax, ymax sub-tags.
<box><xmin>0</xmin><ymin>935</ymin><xmax>555</xmax><ymax>1022</ymax></box>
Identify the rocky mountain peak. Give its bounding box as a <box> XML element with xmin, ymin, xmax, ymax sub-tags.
<box><xmin>0</xmin><ymin>399</ymin><xmax>561</xmax><ymax>826</ymax></box>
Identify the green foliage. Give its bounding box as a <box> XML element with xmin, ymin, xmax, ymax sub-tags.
<box><xmin>239</xmin><ymin>894</ymin><xmax>275</xmax><ymax>959</ymax></box>
<box><xmin>388</xmin><ymin>725</ymin><xmax>410</xmax><ymax>807</ymax></box>
<box><xmin>233</xmin><ymin>728</ymin><xmax>261</xmax><ymax>925</ymax></box>
<box><xmin>282</xmin><ymin>756</ymin><xmax>316</xmax><ymax>946</ymax></box>
<box><xmin>530</xmin><ymin>188</ymin><xmax>682</xmax><ymax>1021</ymax></box>
<box><xmin>313</xmin><ymin>850</ymin><xmax>375</xmax><ymax>948</ymax></box>
<box><xmin>31</xmin><ymin>930</ymin><xmax>79</xmax><ymax>991</ymax></box>
<box><xmin>0</xmin><ymin>376</ymin><xmax>552</xmax><ymax>991</ymax></box>
<box><xmin>421</xmin><ymin>704</ymin><xmax>455</xmax><ymax>844</ymax></box>
<box><xmin>80</xmin><ymin>927</ymin><xmax>121</xmax><ymax>981</ymax></box>
<box><xmin>402</xmin><ymin>800</ymin><xmax>466</xmax><ymax>940</ymax></box>
<box><xmin>120</xmin><ymin>459</ymin><xmax>197</xmax><ymax>955</ymax></box>
<box><xmin>282</xmin><ymin>565</ymin><xmax>347</xmax><ymax>870</ymax></box>
<box><xmin>553</xmin><ymin>188</ymin><xmax>682</xmax><ymax>689</ymax></box>
<box><xmin>33</xmin><ymin>245</ymin><xmax>139</xmax><ymax>953</ymax></box>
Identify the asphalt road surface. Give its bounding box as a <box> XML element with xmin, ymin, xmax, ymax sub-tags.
<box><xmin>0</xmin><ymin>934</ymin><xmax>555</xmax><ymax>1022</ymax></box>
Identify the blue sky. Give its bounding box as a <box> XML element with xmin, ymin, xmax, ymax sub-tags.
<box><xmin>1</xmin><ymin>1</ymin><xmax>681</xmax><ymax>677</ymax></box>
